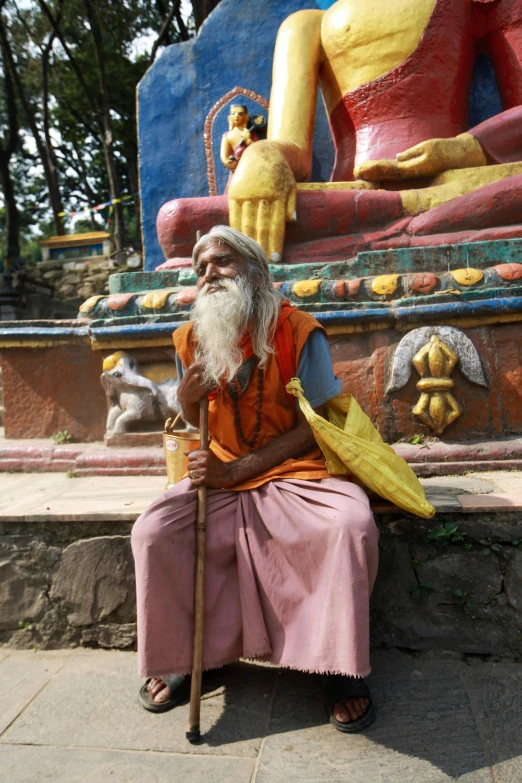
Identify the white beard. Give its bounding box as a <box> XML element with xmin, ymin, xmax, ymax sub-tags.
<box><xmin>191</xmin><ymin>276</ymin><xmax>255</xmax><ymax>387</ymax></box>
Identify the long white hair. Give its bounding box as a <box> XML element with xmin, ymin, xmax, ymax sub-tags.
<box><xmin>191</xmin><ymin>226</ymin><xmax>284</xmax><ymax>384</ymax></box>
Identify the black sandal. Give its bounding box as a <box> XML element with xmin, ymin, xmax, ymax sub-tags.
<box><xmin>322</xmin><ymin>674</ymin><xmax>376</xmax><ymax>733</ymax></box>
<box><xmin>138</xmin><ymin>674</ymin><xmax>190</xmax><ymax>713</ymax></box>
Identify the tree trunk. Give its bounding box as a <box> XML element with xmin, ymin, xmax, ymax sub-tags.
<box><xmin>124</xmin><ymin>139</ymin><xmax>139</xmax><ymax>198</ymax></box>
<box><xmin>191</xmin><ymin>0</ymin><xmax>221</xmax><ymax>30</ymax></box>
<box><xmin>69</xmin><ymin>141</ymin><xmax>99</xmax><ymax>231</ymax></box>
<box><xmin>0</xmin><ymin>15</ymin><xmax>65</xmax><ymax>235</ymax></box>
<box><xmin>41</xmin><ymin>147</ymin><xmax>65</xmax><ymax>235</ymax></box>
<box><xmin>0</xmin><ymin>155</ymin><xmax>20</xmax><ymax>261</ymax></box>
<box><xmin>0</xmin><ymin>17</ymin><xmax>20</xmax><ymax>262</ymax></box>
<box><xmin>84</xmin><ymin>0</ymin><xmax>127</xmax><ymax>256</ymax></box>
<box><xmin>41</xmin><ymin>16</ymin><xmax>65</xmax><ymax>235</ymax></box>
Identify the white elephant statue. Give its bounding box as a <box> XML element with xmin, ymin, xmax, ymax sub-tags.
<box><xmin>101</xmin><ymin>351</ymin><xmax>188</xmax><ymax>434</ymax></box>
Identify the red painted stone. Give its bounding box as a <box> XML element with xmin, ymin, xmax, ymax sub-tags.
<box><xmin>493</xmin><ymin>263</ymin><xmax>522</xmax><ymax>281</ymax></box>
<box><xmin>107</xmin><ymin>293</ymin><xmax>134</xmax><ymax>310</ymax></box>
<box><xmin>345</xmin><ymin>278</ymin><xmax>362</xmax><ymax>297</ymax></box>
<box><xmin>334</xmin><ymin>280</ymin><xmax>345</xmax><ymax>298</ymax></box>
<box><xmin>176</xmin><ymin>287</ymin><xmax>197</xmax><ymax>305</ymax></box>
<box><xmin>0</xmin><ymin>344</ymin><xmax>107</xmax><ymax>441</ymax></box>
<box><xmin>409</xmin><ymin>272</ymin><xmax>438</xmax><ymax>294</ymax></box>
<box><xmin>156</xmin><ymin>257</ymin><xmax>193</xmax><ymax>270</ymax></box>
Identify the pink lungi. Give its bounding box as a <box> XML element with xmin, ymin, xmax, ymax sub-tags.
<box><xmin>131</xmin><ymin>476</ymin><xmax>379</xmax><ymax>679</ymax></box>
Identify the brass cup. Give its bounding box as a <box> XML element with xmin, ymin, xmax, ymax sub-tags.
<box><xmin>164</xmin><ymin>414</ymin><xmax>201</xmax><ymax>488</ymax></box>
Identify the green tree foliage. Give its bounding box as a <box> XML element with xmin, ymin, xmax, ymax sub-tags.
<box><xmin>0</xmin><ymin>0</ymin><xmax>220</xmax><ymax>263</ymax></box>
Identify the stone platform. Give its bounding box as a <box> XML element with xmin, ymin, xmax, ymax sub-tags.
<box><xmin>1</xmin><ymin>430</ymin><xmax>521</xmax><ymax>477</ymax></box>
<box><xmin>2</xmin><ymin>648</ymin><xmax>522</xmax><ymax>782</ymax></box>
<box><xmin>2</xmin><ymin>471</ymin><xmax>522</xmax><ymax>656</ymax></box>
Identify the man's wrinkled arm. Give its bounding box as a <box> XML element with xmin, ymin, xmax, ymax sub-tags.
<box><xmin>227</xmin><ymin>413</ymin><xmax>320</xmax><ymax>485</ymax></box>
<box><xmin>188</xmin><ymin>408</ymin><xmax>324</xmax><ymax>489</ymax></box>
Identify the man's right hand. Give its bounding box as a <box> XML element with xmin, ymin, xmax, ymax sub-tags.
<box><xmin>228</xmin><ymin>141</ymin><xmax>297</xmax><ymax>262</ymax></box>
<box><xmin>178</xmin><ymin>363</ymin><xmax>209</xmax><ymax>407</ymax></box>
<box><xmin>177</xmin><ymin>363</ymin><xmax>212</xmax><ymax>427</ymax></box>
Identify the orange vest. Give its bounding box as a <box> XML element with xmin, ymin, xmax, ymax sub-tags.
<box><xmin>173</xmin><ymin>308</ymin><xmax>330</xmax><ymax>490</ymax></box>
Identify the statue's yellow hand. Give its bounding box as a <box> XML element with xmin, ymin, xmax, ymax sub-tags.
<box><xmin>355</xmin><ymin>134</ymin><xmax>487</xmax><ymax>182</ymax></box>
<box><xmin>228</xmin><ymin>142</ymin><xmax>297</xmax><ymax>262</ymax></box>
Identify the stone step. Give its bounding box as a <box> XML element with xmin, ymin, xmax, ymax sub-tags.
<box><xmin>1</xmin><ymin>471</ymin><xmax>522</xmax><ymax>655</ymax></box>
<box><xmin>0</xmin><ymin>442</ymin><xmax>166</xmax><ymax>476</ymax></box>
<box><xmin>0</xmin><ymin>435</ymin><xmax>521</xmax><ymax>477</ymax></box>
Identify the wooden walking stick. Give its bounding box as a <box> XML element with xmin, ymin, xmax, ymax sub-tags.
<box><xmin>186</xmin><ymin>394</ymin><xmax>209</xmax><ymax>744</ymax></box>
<box><xmin>187</xmin><ymin>229</ymin><xmax>208</xmax><ymax>744</ymax></box>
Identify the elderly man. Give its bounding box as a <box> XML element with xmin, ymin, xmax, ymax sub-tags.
<box><xmin>131</xmin><ymin>226</ymin><xmax>379</xmax><ymax>732</ymax></box>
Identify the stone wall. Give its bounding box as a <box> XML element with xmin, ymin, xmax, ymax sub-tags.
<box><xmin>26</xmin><ymin>258</ymin><xmax>120</xmax><ymax>303</ymax></box>
<box><xmin>2</xmin><ymin>511</ymin><xmax>522</xmax><ymax>656</ymax></box>
<box><xmin>0</xmin><ymin>521</ymin><xmax>136</xmax><ymax>650</ymax></box>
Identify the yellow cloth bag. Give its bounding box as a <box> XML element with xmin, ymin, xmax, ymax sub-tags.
<box><xmin>286</xmin><ymin>378</ymin><xmax>435</xmax><ymax>519</ymax></box>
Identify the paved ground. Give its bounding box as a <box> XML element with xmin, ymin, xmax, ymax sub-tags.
<box><xmin>2</xmin><ymin>470</ymin><xmax>522</xmax><ymax>781</ymax></box>
<box><xmin>0</xmin><ymin>648</ymin><xmax>521</xmax><ymax>782</ymax></box>
<box><xmin>1</xmin><ymin>470</ymin><xmax>522</xmax><ymax>521</ymax></box>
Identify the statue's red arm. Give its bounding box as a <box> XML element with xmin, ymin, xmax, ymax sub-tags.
<box><xmin>469</xmin><ymin>2</ymin><xmax>522</xmax><ymax>164</ymax></box>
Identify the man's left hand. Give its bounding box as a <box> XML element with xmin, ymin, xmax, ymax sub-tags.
<box><xmin>186</xmin><ymin>449</ymin><xmax>236</xmax><ymax>489</ymax></box>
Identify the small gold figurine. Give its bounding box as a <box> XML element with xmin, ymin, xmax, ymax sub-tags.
<box><xmin>412</xmin><ymin>335</ymin><xmax>462</xmax><ymax>435</ymax></box>
<box><xmin>220</xmin><ymin>104</ymin><xmax>266</xmax><ymax>173</ymax></box>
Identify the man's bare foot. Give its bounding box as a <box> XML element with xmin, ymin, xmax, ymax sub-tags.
<box><xmin>147</xmin><ymin>678</ymin><xmax>171</xmax><ymax>703</ymax></box>
<box><xmin>333</xmin><ymin>697</ymin><xmax>370</xmax><ymax>724</ymax></box>
<box><xmin>139</xmin><ymin>674</ymin><xmax>189</xmax><ymax>713</ymax></box>
<box><xmin>147</xmin><ymin>678</ymin><xmax>369</xmax><ymax>724</ymax></box>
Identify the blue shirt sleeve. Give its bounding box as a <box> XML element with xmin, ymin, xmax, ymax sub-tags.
<box><xmin>175</xmin><ymin>352</ymin><xmax>186</xmax><ymax>380</ymax></box>
<box><xmin>296</xmin><ymin>328</ymin><xmax>342</xmax><ymax>408</ymax></box>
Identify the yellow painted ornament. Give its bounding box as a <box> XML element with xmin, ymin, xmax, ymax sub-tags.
<box><xmin>450</xmin><ymin>268</ymin><xmax>484</xmax><ymax>286</ymax></box>
<box><xmin>79</xmin><ymin>295</ymin><xmax>105</xmax><ymax>313</ymax></box>
<box><xmin>293</xmin><ymin>279</ymin><xmax>322</xmax><ymax>297</ymax></box>
<box><xmin>372</xmin><ymin>274</ymin><xmax>399</xmax><ymax>295</ymax></box>
<box><xmin>141</xmin><ymin>289</ymin><xmax>177</xmax><ymax>309</ymax></box>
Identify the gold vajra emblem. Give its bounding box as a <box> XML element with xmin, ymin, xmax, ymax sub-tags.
<box><xmin>411</xmin><ymin>336</ymin><xmax>462</xmax><ymax>435</ymax></box>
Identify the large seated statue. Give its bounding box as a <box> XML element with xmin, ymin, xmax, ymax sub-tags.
<box><xmin>157</xmin><ymin>0</ymin><xmax>522</xmax><ymax>265</ymax></box>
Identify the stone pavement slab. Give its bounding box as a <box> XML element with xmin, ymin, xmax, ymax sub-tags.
<box><xmin>457</xmin><ymin>491</ymin><xmax>522</xmax><ymax>512</ymax></box>
<box><xmin>1</xmin><ymin>470</ymin><xmax>522</xmax><ymax>522</ymax></box>
<box><xmin>0</xmin><ymin>473</ymin><xmax>165</xmax><ymax>522</ymax></box>
<box><xmin>2</xmin><ymin>651</ymin><xmax>276</xmax><ymax>759</ymax></box>
<box><xmin>461</xmin><ymin>663</ymin><xmax>522</xmax><ymax>783</ymax></box>
<box><xmin>0</xmin><ymin>473</ymin><xmax>71</xmax><ymax>520</ymax></box>
<box><xmin>256</xmin><ymin>658</ymin><xmax>493</xmax><ymax>783</ymax></box>
<box><xmin>23</xmin><ymin>475</ymin><xmax>166</xmax><ymax>522</ymax></box>
<box><xmin>0</xmin><ymin>745</ymin><xmax>254</xmax><ymax>783</ymax></box>
<box><xmin>1</xmin><ymin>649</ymin><xmax>522</xmax><ymax>782</ymax></box>
<box><xmin>421</xmin><ymin>476</ymin><xmax>497</xmax><ymax>495</ymax></box>
<box><xmin>0</xmin><ymin>651</ymin><xmax>69</xmax><ymax>734</ymax></box>
<box><xmin>476</xmin><ymin>472</ymin><xmax>522</xmax><ymax>492</ymax></box>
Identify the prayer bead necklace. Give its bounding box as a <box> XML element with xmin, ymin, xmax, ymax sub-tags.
<box><xmin>228</xmin><ymin>366</ymin><xmax>264</xmax><ymax>449</ymax></box>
